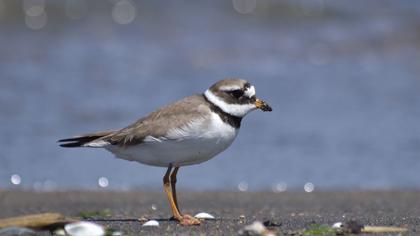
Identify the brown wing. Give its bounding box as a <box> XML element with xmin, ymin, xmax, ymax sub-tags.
<box><xmin>104</xmin><ymin>94</ymin><xmax>211</xmax><ymax>146</ymax></box>
<box><xmin>58</xmin><ymin>130</ymin><xmax>116</xmax><ymax>147</ymax></box>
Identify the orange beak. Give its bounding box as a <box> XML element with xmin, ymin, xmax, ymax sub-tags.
<box><xmin>255</xmin><ymin>98</ymin><xmax>272</xmax><ymax>112</ymax></box>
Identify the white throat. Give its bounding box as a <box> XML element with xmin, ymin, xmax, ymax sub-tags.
<box><xmin>204</xmin><ymin>89</ymin><xmax>256</xmax><ymax>117</ymax></box>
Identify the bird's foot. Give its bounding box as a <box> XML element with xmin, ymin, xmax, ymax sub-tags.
<box><xmin>174</xmin><ymin>214</ymin><xmax>201</xmax><ymax>226</ymax></box>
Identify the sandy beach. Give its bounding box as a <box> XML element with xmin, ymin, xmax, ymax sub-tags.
<box><xmin>0</xmin><ymin>190</ymin><xmax>419</xmax><ymax>235</ymax></box>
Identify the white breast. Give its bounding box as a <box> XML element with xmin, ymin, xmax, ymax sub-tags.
<box><xmin>105</xmin><ymin>112</ymin><xmax>239</xmax><ymax>167</ymax></box>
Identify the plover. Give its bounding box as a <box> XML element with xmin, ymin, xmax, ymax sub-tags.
<box><xmin>58</xmin><ymin>78</ymin><xmax>272</xmax><ymax>225</ymax></box>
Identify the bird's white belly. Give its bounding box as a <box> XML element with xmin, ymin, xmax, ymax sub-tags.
<box><xmin>105</xmin><ymin>113</ymin><xmax>238</xmax><ymax>167</ymax></box>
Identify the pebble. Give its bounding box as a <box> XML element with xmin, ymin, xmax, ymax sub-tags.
<box><xmin>194</xmin><ymin>212</ymin><xmax>215</xmax><ymax>219</ymax></box>
<box><xmin>263</xmin><ymin>220</ymin><xmax>281</xmax><ymax>227</ymax></box>
<box><xmin>142</xmin><ymin>220</ymin><xmax>160</xmax><ymax>227</ymax></box>
<box><xmin>239</xmin><ymin>215</ymin><xmax>246</xmax><ymax>224</ymax></box>
<box><xmin>0</xmin><ymin>227</ymin><xmax>37</xmax><ymax>236</ymax></box>
<box><xmin>239</xmin><ymin>221</ymin><xmax>276</xmax><ymax>236</ymax></box>
<box><xmin>111</xmin><ymin>231</ymin><xmax>124</xmax><ymax>236</ymax></box>
<box><xmin>138</xmin><ymin>216</ymin><xmax>148</xmax><ymax>222</ymax></box>
<box><xmin>53</xmin><ymin>229</ymin><xmax>66</xmax><ymax>236</ymax></box>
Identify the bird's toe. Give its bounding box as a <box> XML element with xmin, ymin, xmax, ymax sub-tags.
<box><xmin>179</xmin><ymin>214</ymin><xmax>201</xmax><ymax>226</ymax></box>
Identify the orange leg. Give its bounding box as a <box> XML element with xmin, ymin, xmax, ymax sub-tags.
<box><xmin>170</xmin><ymin>167</ymin><xmax>180</xmax><ymax>212</ymax></box>
<box><xmin>163</xmin><ymin>165</ymin><xmax>200</xmax><ymax>226</ymax></box>
<box><xmin>163</xmin><ymin>165</ymin><xmax>182</xmax><ymax>220</ymax></box>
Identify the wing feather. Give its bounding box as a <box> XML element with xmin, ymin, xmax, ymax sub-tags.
<box><xmin>105</xmin><ymin>94</ymin><xmax>211</xmax><ymax>146</ymax></box>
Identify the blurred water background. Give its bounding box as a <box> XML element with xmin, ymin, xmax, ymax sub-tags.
<box><xmin>0</xmin><ymin>0</ymin><xmax>419</xmax><ymax>191</ymax></box>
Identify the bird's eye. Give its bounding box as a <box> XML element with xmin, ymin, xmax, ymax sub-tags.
<box><xmin>229</xmin><ymin>89</ymin><xmax>244</xmax><ymax>99</ymax></box>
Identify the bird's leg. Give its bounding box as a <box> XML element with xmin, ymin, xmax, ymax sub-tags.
<box><xmin>170</xmin><ymin>167</ymin><xmax>180</xmax><ymax>212</ymax></box>
<box><xmin>170</xmin><ymin>168</ymin><xmax>200</xmax><ymax>225</ymax></box>
<box><xmin>163</xmin><ymin>165</ymin><xmax>182</xmax><ymax>221</ymax></box>
<box><xmin>164</xmin><ymin>165</ymin><xmax>200</xmax><ymax>226</ymax></box>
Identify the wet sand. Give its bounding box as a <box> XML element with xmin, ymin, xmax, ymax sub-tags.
<box><xmin>0</xmin><ymin>190</ymin><xmax>419</xmax><ymax>235</ymax></box>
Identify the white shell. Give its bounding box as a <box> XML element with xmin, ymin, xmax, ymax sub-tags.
<box><xmin>64</xmin><ymin>221</ymin><xmax>105</xmax><ymax>236</ymax></box>
<box><xmin>243</xmin><ymin>221</ymin><xmax>267</xmax><ymax>234</ymax></box>
<box><xmin>332</xmin><ymin>222</ymin><xmax>343</xmax><ymax>228</ymax></box>
<box><xmin>142</xmin><ymin>220</ymin><xmax>160</xmax><ymax>227</ymax></box>
<box><xmin>194</xmin><ymin>212</ymin><xmax>215</xmax><ymax>219</ymax></box>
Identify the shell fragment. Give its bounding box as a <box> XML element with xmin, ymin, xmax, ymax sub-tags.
<box><xmin>142</xmin><ymin>220</ymin><xmax>160</xmax><ymax>227</ymax></box>
<box><xmin>64</xmin><ymin>221</ymin><xmax>105</xmax><ymax>236</ymax></box>
<box><xmin>194</xmin><ymin>212</ymin><xmax>215</xmax><ymax>220</ymax></box>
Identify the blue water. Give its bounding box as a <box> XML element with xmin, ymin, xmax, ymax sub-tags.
<box><xmin>0</xmin><ymin>0</ymin><xmax>419</xmax><ymax>190</ymax></box>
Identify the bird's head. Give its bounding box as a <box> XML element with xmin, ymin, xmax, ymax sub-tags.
<box><xmin>204</xmin><ymin>78</ymin><xmax>272</xmax><ymax>117</ymax></box>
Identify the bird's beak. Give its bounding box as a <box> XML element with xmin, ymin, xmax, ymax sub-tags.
<box><xmin>255</xmin><ymin>98</ymin><xmax>272</xmax><ymax>112</ymax></box>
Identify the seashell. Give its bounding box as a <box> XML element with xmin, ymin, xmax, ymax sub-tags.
<box><xmin>194</xmin><ymin>212</ymin><xmax>215</xmax><ymax>220</ymax></box>
<box><xmin>332</xmin><ymin>222</ymin><xmax>343</xmax><ymax>228</ymax></box>
<box><xmin>64</xmin><ymin>221</ymin><xmax>105</xmax><ymax>236</ymax></box>
<box><xmin>142</xmin><ymin>220</ymin><xmax>159</xmax><ymax>227</ymax></box>
<box><xmin>239</xmin><ymin>221</ymin><xmax>268</xmax><ymax>235</ymax></box>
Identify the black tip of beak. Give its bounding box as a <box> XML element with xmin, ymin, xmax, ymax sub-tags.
<box><xmin>256</xmin><ymin>99</ymin><xmax>272</xmax><ymax>112</ymax></box>
<box><xmin>262</xmin><ymin>104</ymin><xmax>272</xmax><ymax>112</ymax></box>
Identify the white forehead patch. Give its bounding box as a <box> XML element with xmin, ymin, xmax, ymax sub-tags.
<box><xmin>219</xmin><ymin>85</ymin><xmax>242</xmax><ymax>92</ymax></box>
<box><xmin>244</xmin><ymin>85</ymin><xmax>256</xmax><ymax>98</ymax></box>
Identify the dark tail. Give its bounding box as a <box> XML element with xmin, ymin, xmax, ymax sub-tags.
<box><xmin>58</xmin><ymin>130</ymin><xmax>115</xmax><ymax>148</ymax></box>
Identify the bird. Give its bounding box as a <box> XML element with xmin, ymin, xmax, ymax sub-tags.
<box><xmin>58</xmin><ymin>78</ymin><xmax>272</xmax><ymax>226</ymax></box>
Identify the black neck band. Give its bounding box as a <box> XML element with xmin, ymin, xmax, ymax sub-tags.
<box><xmin>202</xmin><ymin>94</ymin><xmax>242</xmax><ymax>128</ymax></box>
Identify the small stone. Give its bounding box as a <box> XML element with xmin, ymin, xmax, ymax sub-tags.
<box><xmin>194</xmin><ymin>212</ymin><xmax>215</xmax><ymax>220</ymax></box>
<box><xmin>111</xmin><ymin>231</ymin><xmax>123</xmax><ymax>236</ymax></box>
<box><xmin>343</xmin><ymin>220</ymin><xmax>363</xmax><ymax>234</ymax></box>
<box><xmin>142</xmin><ymin>220</ymin><xmax>159</xmax><ymax>227</ymax></box>
<box><xmin>138</xmin><ymin>217</ymin><xmax>148</xmax><ymax>222</ymax></box>
<box><xmin>53</xmin><ymin>228</ymin><xmax>66</xmax><ymax>236</ymax></box>
<box><xmin>263</xmin><ymin>220</ymin><xmax>281</xmax><ymax>227</ymax></box>
<box><xmin>0</xmin><ymin>227</ymin><xmax>37</xmax><ymax>236</ymax></box>
<box><xmin>239</xmin><ymin>215</ymin><xmax>246</xmax><ymax>224</ymax></box>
